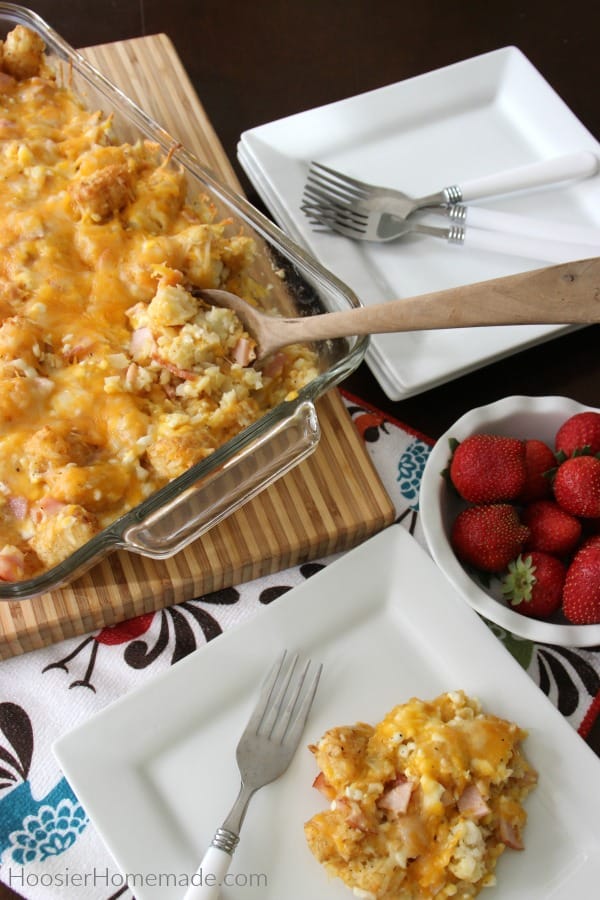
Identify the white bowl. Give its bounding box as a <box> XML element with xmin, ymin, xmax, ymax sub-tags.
<box><xmin>420</xmin><ymin>395</ymin><xmax>600</xmax><ymax>647</ymax></box>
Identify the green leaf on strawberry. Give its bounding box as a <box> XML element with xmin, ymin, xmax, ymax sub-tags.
<box><xmin>501</xmin><ymin>552</ymin><xmax>565</xmax><ymax>619</ymax></box>
<box><xmin>555</xmin><ymin>411</ymin><xmax>600</xmax><ymax>457</ymax></box>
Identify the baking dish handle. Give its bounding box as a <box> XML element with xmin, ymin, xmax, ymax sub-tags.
<box><xmin>121</xmin><ymin>400</ymin><xmax>320</xmax><ymax>558</ymax></box>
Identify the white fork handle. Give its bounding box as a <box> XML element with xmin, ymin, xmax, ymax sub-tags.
<box><xmin>182</xmin><ymin>845</ymin><xmax>231</xmax><ymax>899</ymax></box>
<box><xmin>463</xmin><ymin>227</ymin><xmax>599</xmax><ymax>263</ymax></box>
<box><xmin>464</xmin><ymin>206</ymin><xmax>600</xmax><ymax>246</ymax></box>
<box><xmin>456</xmin><ymin>151</ymin><xmax>598</xmax><ymax>202</ymax></box>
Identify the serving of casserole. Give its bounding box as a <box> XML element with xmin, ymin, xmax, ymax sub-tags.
<box><xmin>0</xmin><ymin>7</ymin><xmax>365</xmax><ymax>599</ymax></box>
<box><xmin>305</xmin><ymin>691</ymin><xmax>538</xmax><ymax>899</ymax></box>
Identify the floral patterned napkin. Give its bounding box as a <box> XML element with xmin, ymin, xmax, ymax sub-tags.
<box><xmin>0</xmin><ymin>389</ymin><xmax>598</xmax><ymax>899</ymax></box>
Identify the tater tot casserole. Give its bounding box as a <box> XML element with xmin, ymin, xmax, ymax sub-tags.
<box><xmin>305</xmin><ymin>691</ymin><xmax>538</xmax><ymax>899</ymax></box>
<box><xmin>0</xmin><ymin>21</ymin><xmax>351</xmax><ymax>586</ymax></box>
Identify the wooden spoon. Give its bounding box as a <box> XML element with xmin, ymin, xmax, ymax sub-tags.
<box><xmin>199</xmin><ymin>256</ymin><xmax>600</xmax><ymax>361</ymax></box>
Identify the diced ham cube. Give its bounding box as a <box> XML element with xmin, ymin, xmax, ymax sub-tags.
<box><xmin>377</xmin><ymin>776</ymin><xmax>414</xmax><ymax>815</ymax></box>
<box><xmin>457</xmin><ymin>784</ymin><xmax>490</xmax><ymax>820</ymax></box>
<box><xmin>312</xmin><ymin>771</ymin><xmax>336</xmax><ymax>800</ymax></box>
<box><xmin>261</xmin><ymin>352</ymin><xmax>286</xmax><ymax>378</ymax></box>
<box><xmin>499</xmin><ymin>815</ymin><xmax>524</xmax><ymax>850</ymax></box>
<box><xmin>232</xmin><ymin>337</ymin><xmax>255</xmax><ymax>367</ymax></box>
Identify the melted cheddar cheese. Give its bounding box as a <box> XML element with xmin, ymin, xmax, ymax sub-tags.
<box><xmin>0</xmin><ymin>26</ymin><xmax>319</xmax><ymax>580</ymax></box>
<box><xmin>305</xmin><ymin>691</ymin><xmax>538</xmax><ymax>900</ymax></box>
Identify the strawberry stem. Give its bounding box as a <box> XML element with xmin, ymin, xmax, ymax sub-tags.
<box><xmin>501</xmin><ymin>554</ymin><xmax>536</xmax><ymax>606</ymax></box>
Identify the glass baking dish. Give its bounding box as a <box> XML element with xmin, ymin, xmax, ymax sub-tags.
<box><xmin>0</xmin><ymin>3</ymin><xmax>367</xmax><ymax>600</ymax></box>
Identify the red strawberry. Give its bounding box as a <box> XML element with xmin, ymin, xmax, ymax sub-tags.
<box><xmin>555</xmin><ymin>411</ymin><xmax>600</xmax><ymax>457</ymax></box>
<box><xmin>553</xmin><ymin>455</ymin><xmax>600</xmax><ymax>518</ymax></box>
<box><xmin>521</xmin><ymin>500</ymin><xmax>582</xmax><ymax>556</ymax></box>
<box><xmin>451</xmin><ymin>504</ymin><xmax>529</xmax><ymax>572</ymax></box>
<box><xmin>449</xmin><ymin>434</ymin><xmax>526</xmax><ymax>503</ymax></box>
<box><xmin>518</xmin><ymin>439</ymin><xmax>556</xmax><ymax>502</ymax></box>
<box><xmin>502</xmin><ymin>552</ymin><xmax>566</xmax><ymax>619</ymax></box>
<box><xmin>562</xmin><ymin>536</ymin><xmax>600</xmax><ymax>624</ymax></box>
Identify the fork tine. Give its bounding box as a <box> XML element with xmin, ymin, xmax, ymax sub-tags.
<box><xmin>258</xmin><ymin>651</ymin><xmax>299</xmax><ymax>738</ymax></box>
<box><xmin>301</xmin><ymin>201</ymin><xmax>367</xmax><ymax>227</ymax></box>
<box><xmin>304</xmin><ymin>175</ymin><xmax>362</xmax><ymax>207</ymax></box>
<box><xmin>269</xmin><ymin>657</ymin><xmax>313</xmax><ymax>744</ymax></box>
<box><xmin>302</xmin><ymin>203</ymin><xmax>368</xmax><ymax>236</ymax></box>
<box><xmin>304</xmin><ymin>214</ymin><xmax>367</xmax><ymax>235</ymax></box>
<box><xmin>243</xmin><ymin>652</ymin><xmax>321</xmax><ymax>746</ymax></box>
<box><xmin>242</xmin><ymin>649</ymin><xmax>289</xmax><ymax>735</ymax></box>
<box><xmin>307</xmin><ymin>219</ymin><xmax>365</xmax><ymax>239</ymax></box>
<box><xmin>309</xmin><ymin>161</ymin><xmax>371</xmax><ymax>200</ymax></box>
<box><xmin>305</xmin><ymin>176</ymin><xmax>364</xmax><ymax>209</ymax></box>
<box><xmin>280</xmin><ymin>660</ymin><xmax>322</xmax><ymax>745</ymax></box>
<box><xmin>303</xmin><ymin>180</ymin><xmax>356</xmax><ymax>209</ymax></box>
<box><xmin>310</xmin><ymin>160</ymin><xmax>370</xmax><ymax>189</ymax></box>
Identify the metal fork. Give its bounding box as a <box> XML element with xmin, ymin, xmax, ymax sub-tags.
<box><xmin>302</xmin><ymin>200</ymin><xmax>599</xmax><ymax>263</ymax></box>
<box><xmin>304</xmin><ymin>152</ymin><xmax>598</xmax><ymax>222</ymax></box>
<box><xmin>303</xmin><ymin>199</ymin><xmax>463</xmax><ymax>243</ymax></box>
<box><xmin>183</xmin><ymin>651</ymin><xmax>322</xmax><ymax>900</ymax></box>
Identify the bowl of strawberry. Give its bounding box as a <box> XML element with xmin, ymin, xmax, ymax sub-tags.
<box><xmin>420</xmin><ymin>396</ymin><xmax>600</xmax><ymax>647</ymax></box>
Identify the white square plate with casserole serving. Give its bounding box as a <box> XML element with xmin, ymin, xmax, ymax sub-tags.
<box><xmin>238</xmin><ymin>46</ymin><xmax>600</xmax><ymax>400</ymax></box>
<box><xmin>54</xmin><ymin>526</ymin><xmax>600</xmax><ymax>899</ymax></box>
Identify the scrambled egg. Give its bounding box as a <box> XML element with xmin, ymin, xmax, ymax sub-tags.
<box><xmin>305</xmin><ymin>691</ymin><xmax>538</xmax><ymax>899</ymax></box>
<box><xmin>0</xmin><ymin>26</ymin><xmax>319</xmax><ymax>580</ymax></box>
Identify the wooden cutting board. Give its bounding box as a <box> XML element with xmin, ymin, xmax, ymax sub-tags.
<box><xmin>0</xmin><ymin>35</ymin><xmax>395</xmax><ymax>659</ymax></box>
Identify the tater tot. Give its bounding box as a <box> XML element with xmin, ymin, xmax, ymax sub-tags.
<box><xmin>44</xmin><ymin>462</ymin><xmax>131</xmax><ymax>512</ymax></box>
<box><xmin>2</xmin><ymin>25</ymin><xmax>45</xmax><ymax>80</ymax></box>
<box><xmin>29</xmin><ymin>504</ymin><xmax>98</xmax><ymax>569</ymax></box>
<box><xmin>0</xmin><ymin>316</ymin><xmax>44</xmax><ymax>369</ymax></box>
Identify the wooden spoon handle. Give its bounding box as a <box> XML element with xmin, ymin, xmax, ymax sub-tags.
<box><xmin>281</xmin><ymin>256</ymin><xmax>600</xmax><ymax>342</ymax></box>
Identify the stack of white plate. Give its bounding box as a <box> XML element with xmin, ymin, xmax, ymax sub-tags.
<box><xmin>237</xmin><ymin>46</ymin><xmax>600</xmax><ymax>401</ymax></box>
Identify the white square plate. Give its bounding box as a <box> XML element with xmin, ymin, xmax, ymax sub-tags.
<box><xmin>54</xmin><ymin>526</ymin><xmax>600</xmax><ymax>899</ymax></box>
<box><xmin>238</xmin><ymin>47</ymin><xmax>600</xmax><ymax>400</ymax></box>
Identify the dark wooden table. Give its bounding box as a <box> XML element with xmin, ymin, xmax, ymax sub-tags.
<box><xmin>0</xmin><ymin>2</ymin><xmax>598</xmax><ymax>898</ymax></box>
